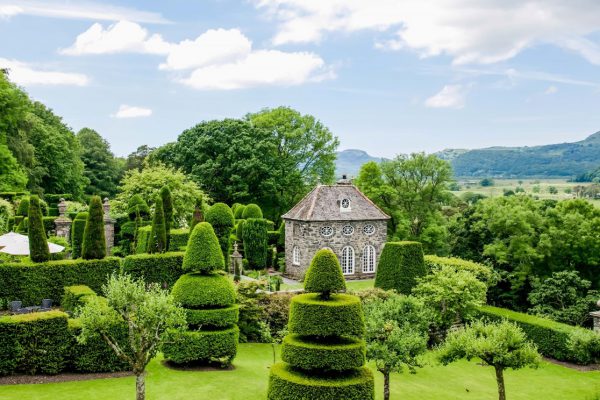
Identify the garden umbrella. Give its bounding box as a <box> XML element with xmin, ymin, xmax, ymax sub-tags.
<box><xmin>0</xmin><ymin>232</ymin><xmax>64</xmax><ymax>255</ymax></box>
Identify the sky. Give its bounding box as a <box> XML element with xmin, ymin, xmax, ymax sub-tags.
<box><xmin>1</xmin><ymin>0</ymin><xmax>600</xmax><ymax>158</ymax></box>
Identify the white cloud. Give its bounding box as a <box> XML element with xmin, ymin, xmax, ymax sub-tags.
<box><xmin>253</xmin><ymin>0</ymin><xmax>600</xmax><ymax>65</ymax></box>
<box><xmin>159</xmin><ymin>29</ymin><xmax>251</xmax><ymax>70</ymax></box>
<box><xmin>0</xmin><ymin>58</ymin><xmax>89</xmax><ymax>86</ymax></box>
<box><xmin>181</xmin><ymin>50</ymin><xmax>333</xmax><ymax>90</ymax></box>
<box><xmin>112</xmin><ymin>104</ymin><xmax>152</xmax><ymax>118</ymax></box>
<box><xmin>544</xmin><ymin>85</ymin><xmax>558</xmax><ymax>95</ymax></box>
<box><xmin>0</xmin><ymin>0</ymin><xmax>167</xmax><ymax>23</ymax></box>
<box><xmin>425</xmin><ymin>84</ymin><xmax>467</xmax><ymax>109</ymax></box>
<box><xmin>61</xmin><ymin>21</ymin><xmax>170</xmax><ymax>55</ymax></box>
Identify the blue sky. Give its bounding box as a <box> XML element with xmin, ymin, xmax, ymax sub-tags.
<box><xmin>1</xmin><ymin>0</ymin><xmax>600</xmax><ymax>158</ymax></box>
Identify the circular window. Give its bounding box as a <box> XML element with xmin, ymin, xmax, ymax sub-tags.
<box><xmin>341</xmin><ymin>198</ymin><xmax>350</xmax><ymax>209</ymax></box>
<box><xmin>363</xmin><ymin>224</ymin><xmax>375</xmax><ymax>235</ymax></box>
<box><xmin>342</xmin><ymin>225</ymin><xmax>354</xmax><ymax>236</ymax></box>
<box><xmin>320</xmin><ymin>226</ymin><xmax>334</xmax><ymax>237</ymax></box>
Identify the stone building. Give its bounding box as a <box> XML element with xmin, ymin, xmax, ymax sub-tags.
<box><xmin>282</xmin><ymin>176</ymin><xmax>390</xmax><ymax>280</ymax></box>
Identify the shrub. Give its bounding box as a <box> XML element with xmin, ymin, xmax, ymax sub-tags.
<box><xmin>304</xmin><ymin>249</ymin><xmax>346</xmax><ymax>298</ymax></box>
<box><xmin>71</xmin><ymin>212</ymin><xmax>88</xmax><ymax>258</ymax></box>
<box><xmin>424</xmin><ymin>255</ymin><xmax>496</xmax><ymax>286</ymax></box>
<box><xmin>182</xmin><ymin>222</ymin><xmax>224</xmax><ymax>273</ymax></box>
<box><xmin>81</xmin><ymin>196</ymin><xmax>106</xmax><ymax>260</ymax></box>
<box><xmin>122</xmin><ymin>252</ymin><xmax>184</xmax><ymax>288</ymax></box>
<box><xmin>281</xmin><ymin>334</ymin><xmax>365</xmax><ymax>371</ymax></box>
<box><xmin>162</xmin><ymin>326</ymin><xmax>239</xmax><ymax>365</ymax></box>
<box><xmin>236</xmin><ymin>220</ymin><xmax>245</xmax><ymax>242</ymax></box>
<box><xmin>160</xmin><ymin>186</ymin><xmax>173</xmax><ymax>241</ymax></box>
<box><xmin>168</xmin><ymin>228</ymin><xmax>189</xmax><ymax>251</ymax></box>
<box><xmin>242</xmin><ymin>218</ymin><xmax>268</xmax><ymax>269</ymax></box>
<box><xmin>242</xmin><ymin>203</ymin><xmax>263</xmax><ymax>219</ymax></box>
<box><xmin>374</xmin><ymin>241</ymin><xmax>426</xmax><ymax>295</ymax></box>
<box><xmin>149</xmin><ymin>195</ymin><xmax>167</xmax><ymax>253</ymax></box>
<box><xmin>135</xmin><ymin>225</ymin><xmax>151</xmax><ymax>254</ymax></box>
<box><xmin>185</xmin><ymin>305</ymin><xmax>239</xmax><ymax>328</ymax></box>
<box><xmin>16</xmin><ymin>197</ymin><xmax>29</xmax><ymax>216</ymax></box>
<box><xmin>234</xmin><ymin>204</ymin><xmax>246</xmax><ymax>219</ymax></box>
<box><xmin>171</xmin><ymin>273</ymin><xmax>236</xmax><ymax>308</ymax></box>
<box><xmin>28</xmin><ymin>195</ymin><xmax>50</xmax><ymax>262</ymax></box>
<box><xmin>205</xmin><ymin>202</ymin><xmax>235</xmax><ymax>258</ymax></box>
<box><xmin>62</xmin><ymin>285</ymin><xmax>96</xmax><ymax>313</ymax></box>
<box><xmin>127</xmin><ymin>194</ymin><xmax>150</xmax><ymax>220</ymax></box>
<box><xmin>478</xmin><ymin>305</ymin><xmax>600</xmax><ymax>364</ymax></box>
<box><xmin>268</xmin><ymin>230</ymin><xmax>280</xmax><ymax>246</ymax></box>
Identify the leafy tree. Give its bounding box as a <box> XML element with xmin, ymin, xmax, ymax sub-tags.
<box><xmin>81</xmin><ymin>196</ymin><xmax>106</xmax><ymax>260</ymax></box>
<box><xmin>0</xmin><ymin>143</ymin><xmax>27</xmax><ymax>191</ymax></box>
<box><xmin>77</xmin><ymin>274</ymin><xmax>185</xmax><ymax>400</ymax></box>
<box><xmin>149</xmin><ymin>196</ymin><xmax>167</xmax><ymax>253</ymax></box>
<box><xmin>125</xmin><ymin>145</ymin><xmax>155</xmax><ymax>171</ymax></box>
<box><xmin>28</xmin><ymin>195</ymin><xmax>50</xmax><ymax>262</ymax></box>
<box><xmin>355</xmin><ymin>161</ymin><xmax>396</xmax><ymax>233</ymax></box>
<box><xmin>480</xmin><ymin>178</ymin><xmax>494</xmax><ymax>187</ymax></box>
<box><xmin>77</xmin><ymin>128</ymin><xmax>122</xmax><ymax>197</ymax></box>
<box><xmin>160</xmin><ymin>186</ymin><xmax>173</xmax><ymax>245</ymax></box>
<box><xmin>438</xmin><ymin>320</ymin><xmax>541</xmax><ymax>400</ymax></box>
<box><xmin>189</xmin><ymin>196</ymin><xmax>204</xmax><ymax>232</ymax></box>
<box><xmin>364</xmin><ymin>295</ymin><xmax>429</xmax><ymax>400</ymax></box>
<box><xmin>528</xmin><ymin>271</ymin><xmax>599</xmax><ymax>326</ymax></box>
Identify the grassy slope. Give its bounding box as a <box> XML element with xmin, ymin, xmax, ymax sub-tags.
<box><xmin>1</xmin><ymin>344</ymin><xmax>598</xmax><ymax>400</ymax></box>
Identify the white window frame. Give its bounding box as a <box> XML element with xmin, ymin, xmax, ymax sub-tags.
<box><xmin>292</xmin><ymin>246</ymin><xmax>300</xmax><ymax>265</ymax></box>
<box><xmin>340</xmin><ymin>198</ymin><xmax>351</xmax><ymax>212</ymax></box>
<box><xmin>362</xmin><ymin>245</ymin><xmax>376</xmax><ymax>273</ymax></box>
<box><xmin>363</xmin><ymin>224</ymin><xmax>375</xmax><ymax>236</ymax></box>
<box><xmin>320</xmin><ymin>226</ymin><xmax>334</xmax><ymax>237</ymax></box>
<box><xmin>341</xmin><ymin>246</ymin><xmax>355</xmax><ymax>275</ymax></box>
<box><xmin>342</xmin><ymin>225</ymin><xmax>354</xmax><ymax>236</ymax></box>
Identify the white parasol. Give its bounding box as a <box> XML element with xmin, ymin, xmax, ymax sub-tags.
<box><xmin>0</xmin><ymin>232</ymin><xmax>65</xmax><ymax>255</ymax></box>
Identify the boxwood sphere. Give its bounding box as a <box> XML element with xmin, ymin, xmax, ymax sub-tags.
<box><xmin>288</xmin><ymin>293</ymin><xmax>365</xmax><ymax>338</ymax></box>
<box><xmin>205</xmin><ymin>203</ymin><xmax>235</xmax><ymax>228</ymax></box>
<box><xmin>242</xmin><ymin>203</ymin><xmax>263</xmax><ymax>219</ymax></box>
<box><xmin>182</xmin><ymin>222</ymin><xmax>224</xmax><ymax>273</ymax></box>
<box><xmin>304</xmin><ymin>249</ymin><xmax>346</xmax><ymax>295</ymax></box>
<box><xmin>281</xmin><ymin>334</ymin><xmax>366</xmax><ymax>371</ymax></box>
<box><xmin>162</xmin><ymin>325</ymin><xmax>239</xmax><ymax>365</ymax></box>
<box><xmin>171</xmin><ymin>273</ymin><xmax>235</xmax><ymax>308</ymax></box>
<box><xmin>185</xmin><ymin>305</ymin><xmax>239</xmax><ymax>328</ymax></box>
<box><xmin>234</xmin><ymin>205</ymin><xmax>246</xmax><ymax>219</ymax></box>
<box><xmin>268</xmin><ymin>363</ymin><xmax>374</xmax><ymax>400</ymax></box>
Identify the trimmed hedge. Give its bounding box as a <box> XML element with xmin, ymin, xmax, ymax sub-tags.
<box><xmin>281</xmin><ymin>334</ymin><xmax>365</xmax><ymax>371</ymax></box>
<box><xmin>71</xmin><ymin>212</ymin><xmax>88</xmax><ymax>258</ymax></box>
<box><xmin>288</xmin><ymin>293</ymin><xmax>365</xmax><ymax>338</ymax></box>
<box><xmin>135</xmin><ymin>225</ymin><xmax>152</xmax><ymax>254</ymax></box>
<box><xmin>182</xmin><ymin>222</ymin><xmax>224</xmax><ymax>273</ymax></box>
<box><xmin>242</xmin><ymin>203</ymin><xmax>263</xmax><ymax>219</ymax></box>
<box><xmin>267</xmin><ymin>230</ymin><xmax>280</xmax><ymax>246</ymax></box>
<box><xmin>425</xmin><ymin>255</ymin><xmax>495</xmax><ymax>286</ymax></box>
<box><xmin>62</xmin><ymin>285</ymin><xmax>96</xmax><ymax>313</ymax></box>
<box><xmin>0</xmin><ymin>257</ymin><xmax>121</xmax><ymax>305</ymax></box>
<box><xmin>19</xmin><ymin>216</ymin><xmax>58</xmax><ymax>235</ymax></box>
<box><xmin>122</xmin><ymin>252</ymin><xmax>184</xmax><ymax>288</ymax></box>
<box><xmin>185</xmin><ymin>305</ymin><xmax>240</xmax><ymax>328</ymax></box>
<box><xmin>268</xmin><ymin>363</ymin><xmax>374</xmax><ymax>400</ymax></box>
<box><xmin>374</xmin><ymin>241</ymin><xmax>426</xmax><ymax>295</ymax></box>
<box><xmin>304</xmin><ymin>249</ymin><xmax>345</xmax><ymax>296</ymax></box>
<box><xmin>81</xmin><ymin>196</ymin><xmax>106</xmax><ymax>260</ymax></box>
<box><xmin>479</xmin><ymin>305</ymin><xmax>600</xmax><ymax>364</ymax></box>
<box><xmin>28</xmin><ymin>195</ymin><xmax>50</xmax><ymax>262</ymax></box>
<box><xmin>162</xmin><ymin>325</ymin><xmax>239</xmax><ymax>365</ymax></box>
<box><xmin>168</xmin><ymin>228</ymin><xmax>189</xmax><ymax>251</ymax></box>
<box><xmin>149</xmin><ymin>195</ymin><xmax>167</xmax><ymax>253</ymax></box>
<box><xmin>127</xmin><ymin>194</ymin><xmax>150</xmax><ymax>220</ymax></box>
<box><xmin>233</xmin><ymin>204</ymin><xmax>246</xmax><ymax>219</ymax></box>
<box><xmin>242</xmin><ymin>218</ymin><xmax>268</xmax><ymax>269</ymax></box>
<box><xmin>171</xmin><ymin>273</ymin><xmax>236</xmax><ymax>308</ymax></box>
<box><xmin>205</xmin><ymin>202</ymin><xmax>235</xmax><ymax>258</ymax></box>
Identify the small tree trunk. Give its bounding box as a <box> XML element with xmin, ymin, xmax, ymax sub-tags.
<box><xmin>136</xmin><ymin>372</ymin><xmax>146</xmax><ymax>400</ymax></box>
<box><xmin>495</xmin><ymin>366</ymin><xmax>506</xmax><ymax>400</ymax></box>
<box><xmin>383</xmin><ymin>371</ymin><xmax>390</xmax><ymax>400</ymax></box>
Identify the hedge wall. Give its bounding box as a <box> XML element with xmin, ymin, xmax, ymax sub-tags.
<box><xmin>135</xmin><ymin>225</ymin><xmax>152</xmax><ymax>254</ymax></box>
<box><xmin>374</xmin><ymin>241</ymin><xmax>426</xmax><ymax>295</ymax></box>
<box><xmin>478</xmin><ymin>305</ymin><xmax>600</xmax><ymax>364</ymax></box>
<box><xmin>168</xmin><ymin>228</ymin><xmax>189</xmax><ymax>251</ymax></box>
<box><xmin>19</xmin><ymin>216</ymin><xmax>58</xmax><ymax>234</ymax></box>
<box><xmin>0</xmin><ymin>258</ymin><xmax>121</xmax><ymax>305</ymax></box>
<box><xmin>62</xmin><ymin>285</ymin><xmax>96</xmax><ymax>313</ymax></box>
<box><xmin>71</xmin><ymin>212</ymin><xmax>88</xmax><ymax>259</ymax></box>
<box><xmin>121</xmin><ymin>252</ymin><xmax>185</xmax><ymax>288</ymax></box>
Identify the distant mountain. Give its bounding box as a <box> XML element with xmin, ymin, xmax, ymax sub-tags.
<box><xmin>439</xmin><ymin>131</ymin><xmax>600</xmax><ymax>178</ymax></box>
<box><xmin>335</xmin><ymin>149</ymin><xmax>386</xmax><ymax>178</ymax></box>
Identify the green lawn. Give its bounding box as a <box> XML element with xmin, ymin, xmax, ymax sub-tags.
<box><xmin>1</xmin><ymin>344</ymin><xmax>598</xmax><ymax>400</ymax></box>
<box><xmin>280</xmin><ymin>278</ymin><xmax>374</xmax><ymax>291</ymax></box>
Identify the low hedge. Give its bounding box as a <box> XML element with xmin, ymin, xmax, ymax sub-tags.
<box><xmin>19</xmin><ymin>216</ymin><xmax>58</xmax><ymax>234</ymax></box>
<box><xmin>168</xmin><ymin>228</ymin><xmax>189</xmax><ymax>251</ymax></box>
<box><xmin>268</xmin><ymin>363</ymin><xmax>374</xmax><ymax>400</ymax></box>
<box><xmin>0</xmin><ymin>257</ymin><xmax>121</xmax><ymax>306</ymax></box>
<box><xmin>478</xmin><ymin>305</ymin><xmax>600</xmax><ymax>364</ymax></box>
<box><xmin>424</xmin><ymin>255</ymin><xmax>495</xmax><ymax>286</ymax></box>
<box><xmin>288</xmin><ymin>294</ymin><xmax>364</xmax><ymax>338</ymax></box>
<box><xmin>62</xmin><ymin>285</ymin><xmax>96</xmax><ymax>313</ymax></box>
<box><xmin>122</xmin><ymin>252</ymin><xmax>185</xmax><ymax>288</ymax></box>
<box><xmin>375</xmin><ymin>241</ymin><xmax>426</xmax><ymax>295</ymax></box>
<box><xmin>281</xmin><ymin>334</ymin><xmax>365</xmax><ymax>371</ymax></box>
<box><xmin>186</xmin><ymin>305</ymin><xmax>239</xmax><ymax>329</ymax></box>
<box><xmin>162</xmin><ymin>325</ymin><xmax>239</xmax><ymax>365</ymax></box>
<box><xmin>135</xmin><ymin>225</ymin><xmax>152</xmax><ymax>254</ymax></box>
<box><xmin>171</xmin><ymin>273</ymin><xmax>236</xmax><ymax>308</ymax></box>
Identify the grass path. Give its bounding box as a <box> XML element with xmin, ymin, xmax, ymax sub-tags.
<box><xmin>1</xmin><ymin>344</ymin><xmax>598</xmax><ymax>400</ymax></box>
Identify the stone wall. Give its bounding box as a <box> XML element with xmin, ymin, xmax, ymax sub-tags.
<box><xmin>284</xmin><ymin>219</ymin><xmax>387</xmax><ymax>280</ymax></box>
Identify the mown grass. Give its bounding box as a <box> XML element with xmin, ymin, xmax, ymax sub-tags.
<box><xmin>280</xmin><ymin>278</ymin><xmax>374</xmax><ymax>291</ymax></box>
<box><xmin>1</xmin><ymin>344</ymin><xmax>598</xmax><ymax>400</ymax></box>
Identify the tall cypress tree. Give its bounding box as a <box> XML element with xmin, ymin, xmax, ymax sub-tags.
<box><xmin>28</xmin><ymin>195</ymin><xmax>50</xmax><ymax>262</ymax></box>
<box><xmin>160</xmin><ymin>186</ymin><xmax>173</xmax><ymax>249</ymax></box>
<box><xmin>81</xmin><ymin>195</ymin><xmax>106</xmax><ymax>260</ymax></box>
<box><xmin>149</xmin><ymin>196</ymin><xmax>167</xmax><ymax>253</ymax></box>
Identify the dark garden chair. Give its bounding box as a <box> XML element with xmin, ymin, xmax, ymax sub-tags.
<box><xmin>9</xmin><ymin>301</ymin><xmax>22</xmax><ymax>314</ymax></box>
<box><xmin>40</xmin><ymin>299</ymin><xmax>53</xmax><ymax>311</ymax></box>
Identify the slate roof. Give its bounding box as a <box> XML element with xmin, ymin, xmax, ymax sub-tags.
<box><xmin>282</xmin><ymin>182</ymin><xmax>390</xmax><ymax>222</ymax></box>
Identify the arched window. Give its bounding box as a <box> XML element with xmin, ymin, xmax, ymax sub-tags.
<box><xmin>362</xmin><ymin>245</ymin><xmax>376</xmax><ymax>273</ymax></box>
<box><xmin>341</xmin><ymin>246</ymin><xmax>355</xmax><ymax>275</ymax></box>
<box><xmin>293</xmin><ymin>246</ymin><xmax>300</xmax><ymax>265</ymax></box>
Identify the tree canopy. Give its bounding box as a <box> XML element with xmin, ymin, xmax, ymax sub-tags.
<box><xmin>77</xmin><ymin>128</ymin><xmax>123</xmax><ymax>198</ymax></box>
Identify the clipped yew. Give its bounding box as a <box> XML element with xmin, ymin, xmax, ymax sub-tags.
<box><xmin>28</xmin><ymin>195</ymin><xmax>50</xmax><ymax>262</ymax></box>
<box><xmin>81</xmin><ymin>196</ymin><xmax>106</xmax><ymax>260</ymax></box>
<box><xmin>374</xmin><ymin>241</ymin><xmax>426</xmax><ymax>295</ymax></box>
<box><xmin>205</xmin><ymin>202</ymin><xmax>235</xmax><ymax>260</ymax></box>
<box><xmin>268</xmin><ymin>249</ymin><xmax>374</xmax><ymax>400</ymax></box>
<box><xmin>162</xmin><ymin>222</ymin><xmax>239</xmax><ymax>366</ymax></box>
<box><xmin>160</xmin><ymin>186</ymin><xmax>173</xmax><ymax>245</ymax></box>
<box><xmin>242</xmin><ymin>203</ymin><xmax>262</xmax><ymax>219</ymax></box>
<box><xmin>149</xmin><ymin>196</ymin><xmax>167</xmax><ymax>253</ymax></box>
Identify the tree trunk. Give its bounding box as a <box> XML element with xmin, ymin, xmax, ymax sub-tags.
<box><xmin>383</xmin><ymin>371</ymin><xmax>390</xmax><ymax>400</ymax></box>
<box><xmin>495</xmin><ymin>366</ymin><xmax>506</xmax><ymax>400</ymax></box>
<box><xmin>136</xmin><ymin>372</ymin><xmax>146</xmax><ymax>400</ymax></box>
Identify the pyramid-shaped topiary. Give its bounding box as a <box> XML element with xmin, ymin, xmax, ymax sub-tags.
<box><xmin>28</xmin><ymin>195</ymin><xmax>50</xmax><ymax>263</ymax></box>
<box><xmin>81</xmin><ymin>196</ymin><xmax>106</xmax><ymax>260</ymax></box>
<box><xmin>163</xmin><ymin>222</ymin><xmax>239</xmax><ymax>366</ymax></box>
<box><xmin>267</xmin><ymin>249</ymin><xmax>374</xmax><ymax>400</ymax></box>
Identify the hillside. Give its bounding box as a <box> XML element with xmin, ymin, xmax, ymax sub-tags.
<box><xmin>335</xmin><ymin>149</ymin><xmax>385</xmax><ymax>178</ymax></box>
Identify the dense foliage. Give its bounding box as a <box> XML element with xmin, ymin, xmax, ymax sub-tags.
<box><xmin>149</xmin><ymin>195</ymin><xmax>167</xmax><ymax>254</ymax></box>
<box><xmin>122</xmin><ymin>252</ymin><xmax>184</xmax><ymax>288</ymax></box>
<box><xmin>28</xmin><ymin>195</ymin><xmax>50</xmax><ymax>262</ymax></box>
<box><xmin>77</xmin><ymin>128</ymin><xmax>123</xmax><ymax>198</ymax></box>
<box><xmin>182</xmin><ymin>222</ymin><xmax>224</xmax><ymax>273</ymax></box>
<box><xmin>81</xmin><ymin>196</ymin><xmax>106</xmax><ymax>260</ymax></box>
<box><xmin>374</xmin><ymin>241</ymin><xmax>426</xmax><ymax>295</ymax></box>
<box><xmin>242</xmin><ymin>218</ymin><xmax>268</xmax><ymax>269</ymax></box>
<box><xmin>304</xmin><ymin>249</ymin><xmax>346</xmax><ymax>298</ymax></box>
<box><xmin>205</xmin><ymin>202</ymin><xmax>235</xmax><ymax>258</ymax></box>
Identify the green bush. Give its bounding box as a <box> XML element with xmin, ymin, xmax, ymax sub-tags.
<box><xmin>171</xmin><ymin>273</ymin><xmax>236</xmax><ymax>308</ymax></box>
<box><xmin>28</xmin><ymin>195</ymin><xmax>50</xmax><ymax>262</ymax></box>
<box><xmin>242</xmin><ymin>218</ymin><xmax>268</xmax><ymax>269</ymax></box>
<box><xmin>135</xmin><ymin>225</ymin><xmax>152</xmax><ymax>254</ymax></box>
<box><xmin>304</xmin><ymin>249</ymin><xmax>346</xmax><ymax>297</ymax></box>
<box><xmin>16</xmin><ymin>197</ymin><xmax>29</xmax><ymax>216</ymax></box>
<box><xmin>122</xmin><ymin>252</ymin><xmax>184</xmax><ymax>288</ymax></box>
<box><xmin>81</xmin><ymin>196</ymin><xmax>106</xmax><ymax>260</ymax></box>
<box><xmin>205</xmin><ymin>202</ymin><xmax>235</xmax><ymax>258</ymax></box>
<box><xmin>234</xmin><ymin>204</ymin><xmax>246</xmax><ymax>219</ymax></box>
<box><xmin>19</xmin><ymin>216</ymin><xmax>58</xmax><ymax>235</ymax></box>
<box><xmin>62</xmin><ymin>285</ymin><xmax>96</xmax><ymax>313</ymax></box>
<box><xmin>162</xmin><ymin>325</ymin><xmax>239</xmax><ymax>365</ymax></box>
<box><xmin>242</xmin><ymin>203</ymin><xmax>263</xmax><ymax>219</ymax></box>
<box><xmin>236</xmin><ymin>220</ymin><xmax>245</xmax><ymax>242</ymax></box>
<box><xmin>268</xmin><ymin>230</ymin><xmax>280</xmax><ymax>246</ymax></box>
<box><xmin>288</xmin><ymin>293</ymin><xmax>364</xmax><ymax>338</ymax></box>
<box><xmin>127</xmin><ymin>194</ymin><xmax>150</xmax><ymax>220</ymax></box>
<box><xmin>374</xmin><ymin>241</ymin><xmax>426</xmax><ymax>295</ymax></box>
<box><xmin>149</xmin><ymin>195</ymin><xmax>167</xmax><ymax>253</ymax></box>
<box><xmin>186</xmin><ymin>305</ymin><xmax>239</xmax><ymax>328</ymax></box>
<box><xmin>168</xmin><ymin>228</ymin><xmax>189</xmax><ymax>251</ymax></box>
<box><xmin>424</xmin><ymin>255</ymin><xmax>495</xmax><ymax>286</ymax></box>
<box><xmin>182</xmin><ymin>222</ymin><xmax>224</xmax><ymax>273</ymax></box>
<box><xmin>478</xmin><ymin>305</ymin><xmax>600</xmax><ymax>364</ymax></box>
<box><xmin>0</xmin><ymin>258</ymin><xmax>121</xmax><ymax>305</ymax></box>
<box><xmin>268</xmin><ymin>363</ymin><xmax>374</xmax><ymax>400</ymax></box>
<box><xmin>160</xmin><ymin>186</ymin><xmax>173</xmax><ymax>240</ymax></box>
<box><xmin>71</xmin><ymin>212</ymin><xmax>88</xmax><ymax>258</ymax></box>
<box><xmin>281</xmin><ymin>334</ymin><xmax>366</xmax><ymax>371</ymax></box>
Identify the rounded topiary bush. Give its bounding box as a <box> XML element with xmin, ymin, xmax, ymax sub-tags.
<box><xmin>17</xmin><ymin>197</ymin><xmax>30</xmax><ymax>216</ymax></box>
<box><xmin>281</xmin><ymin>335</ymin><xmax>365</xmax><ymax>371</ymax></box>
<box><xmin>242</xmin><ymin>203</ymin><xmax>262</xmax><ymax>219</ymax></box>
<box><xmin>182</xmin><ymin>222</ymin><xmax>224</xmax><ymax>273</ymax></box>
<box><xmin>205</xmin><ymin>202</ymin><xmax>235</xmax><ymax>258</ymax></box>
<box><xmin>171</xmin><ymin>273</ymin><xmax>236</xmax><ymax>308</ymax></box>
<box><xmin>127</xmin><ymin>194</ymin><xmax>150</xmax><ymax>220</ymax></box>
<box><xmin>374</xmin><ymin>241</ymin><xmax>426</xmax><ymax>295</ymax></box>
<box><xmin>233</xmin><ymin>204</ymin><xmax>246</xmax><ymax>219</ymax></box>
<box><xmin>163</xmin><ymin>326</ymin><xmax>239</xmax><ymax>364</ymax></box>
<box><xmin>304</xmin><ymin>249</ymin><xmax>346</xmax><ymax>297</ymax></box>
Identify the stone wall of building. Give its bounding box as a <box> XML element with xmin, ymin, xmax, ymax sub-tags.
<box><xmin>285</xmin><ymin>219</ymin><xmax>387</xmax><ymax>280</ymax></box>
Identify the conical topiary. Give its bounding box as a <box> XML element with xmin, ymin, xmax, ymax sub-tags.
<box><xmin>71</xmin><ymin>212</ymin><xmax>88</xmax><ymax>258</ymax></box>
<box><xmin>127</xmin><ymin>194</ymin><xmax>150</xmax><ymax>221</ymax></box>
<box><xmin>149</xmin><ymin>196</ymin><xmax>167</xmax><ymax>253</ymax></box>
<box><xmin>81</xmin><ymin>196</ymin><xmax>106</xmax><ymax>260</ymax></box>
<box><xmin>163</xmin><ymin>222</ymin><xmax>239</xmax><ymax>366</ymax></box>
<box><xmin>28</xmin><ymin>195</ymin><xmax>50</xmax><ymax>262</ymax></box>
<box><xmin>267</xmin><ymin>249</ymin><xmax>374</xmax><ymax>400</ymax></box>
<box><xmin>205</xmin><ymin>202</ymin><xmax>235</xmax><ymax>260</ymax></box>
<box><xmin>160</xmin><ymin>186</ymin><xmax>173</xmax><ymax>247</ymax></box>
